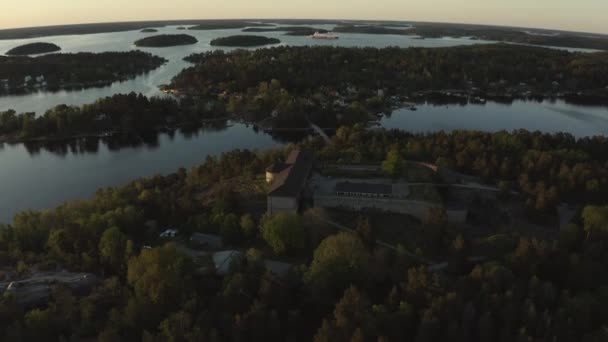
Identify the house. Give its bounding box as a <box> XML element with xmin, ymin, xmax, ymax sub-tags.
<box><xmin>267</xmin><ymin>149</ymin><xmax>314</xmax><ymax>214</ymax></box>
<box><xmin>160</xmin><ymin>229</ymin><xmax>178</xmax><ymax>238</ymax></box>
<box><xmin>190</xmin><ymin>233</ymin><xmax>223</xmax><ymax>250</ymax></box>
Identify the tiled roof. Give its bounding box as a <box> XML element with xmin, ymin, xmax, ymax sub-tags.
<box><xmin>268</xmin><ymin>149</ymin><xmax>314</xmax><ymax>197</ymax></box>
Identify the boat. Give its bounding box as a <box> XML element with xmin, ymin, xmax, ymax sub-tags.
<box><xmin>311</xmin><ymin>32</ymin><xmax>339</xmax><ymax>40</ymax></box>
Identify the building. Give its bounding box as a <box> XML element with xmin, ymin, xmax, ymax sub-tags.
<box><xmin>267</xmin><ymin>149</ymin><xmax>314</xmax><ymax>214</ymax></box>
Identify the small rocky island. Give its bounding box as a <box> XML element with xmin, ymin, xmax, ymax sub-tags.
<box><xmin>6</xmin><ymin>42</ymin><xmax>61</xmax><ymax>56</ymax></box>
<box><xmin>210</xmin><ymin>35</ymin><xmax>280</xmax><ymax>47</ymax></box>
<box><xmin>134</xmin><ymin>34</ymin><xmax>198</xmax><ymax>47</ymax></box>
<box><xmin>140</xmin><ymin>28</ymin><xmax>158</xmax><ymax>33</ymax></box>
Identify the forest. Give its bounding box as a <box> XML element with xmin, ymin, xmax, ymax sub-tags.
<box><xmin>5</xmin><ymin>42</ymin><xmax>61</xmax><ymax>56</ymax></box>
<box><xmin>210</xmin><ymin>35</ymin><xmax>281</xmax><ymax>47</ymax></box>
<box><xmin>170</xmin><ymin>44</ymin><xmax>608</xmax><ymax>127</ymax></box>
<box><xmin>1</xmin><ymin>129</ymin><xmax>607</xmax><ymax>341</ymax></box>
<box><xmin>134</xmin><ymin>34</ymin><xmax>198</xmax><ymax>47</ymax></box>
<box><xmin>0</xmin><ymin>51</ymin><xmax>166</xmax><ymax>95</ymax></box>
<box><xmin>0</xmin><ymin>93</ymin><xmax>232</xmax><ymax>142</ymax></box>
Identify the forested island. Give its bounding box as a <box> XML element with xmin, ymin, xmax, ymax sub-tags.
<box><xmin>188</xmin><ymin>21</ymin><xmax>275</xmax><ymax>30</ymax></box>
<box><xmin>1</xmin><ymin>126</ymin><xmax>608</xmax><ymax>341</ymax></box>
<box><xmin>243</xmin><ymin>26</ymin><xmax>329</xmax><ymax>36</ymax></box>
<box><xmin>210</xmin><ymin>35</ymin><xmax>281</xmax><ymax>47</ymax></box>
<box><xmin>5</xmin><ymin>42</ymin><xmax>61</xmax><ymax>56</ymax></box>
<box><xmin>334</xmin><ymin>25</ymin><xmax>410</xmax><ymax>35</ymax></box>
<box><xmin>166</xmin><ymin>44</ymin><xmax>608</xmax><ymax>129</ymax></box>
<box><xmin>0</xmin><ymin>93</ymin><xmax>183</xmax><ymax>143</ymax></box>
<box><xmin>134</xmin><ymin>34</ymin><xmax>198</xmax><ymax>47</ymax></box>
<box><xmin>140</xmin><ymin>28</ymin><xmax>158</xmax><ymax>33</ymax></box>
<box><xmin>334</xmin><ymin>23</ymin><xmax>608</xmax><ymax>50</ymax></box>
<box><xmin>0</xmin><ymin>51</ymin><xmax>166</xmax><ymax>95</ymax></box>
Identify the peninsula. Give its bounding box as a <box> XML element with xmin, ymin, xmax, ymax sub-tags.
<box><xmin>5</xmin><ymin>42</ymin><xmax>61</xmax><ymax>55</ymax></box>
<box><xmin>210</xmin><ymin>35</ymin><xmax>281</xmax><ymax>47</ymax></box>
<box><xmin>134</xmin><ymin>34</ymin><xmax>198</xmax><ymax>47</ymax></box>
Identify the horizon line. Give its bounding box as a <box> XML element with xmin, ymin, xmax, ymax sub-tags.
<box><xmin>0</xmin><ymin>17</ymin><xmax>606</xmax><ymax>36</ymax></box>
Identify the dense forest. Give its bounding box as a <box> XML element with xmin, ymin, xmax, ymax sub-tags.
<box><xmin>170</xmin><ymin>44</ymin><xmax>608</xmax><ymax>127</ymax></box>
<box><xmin>210</xmin><ymin>35</ymin><xmax>281</xmax><ymax>47</ymax></box>
<box><xmin>134</xmin><ymin>34</ymin><xmax>198</xmax><ymax>47</ymax></box>
<box><xmin>0</xmin><ymin>93</ymin><xmax>233</xmax><ymax>142</ymax></box>
<box><xmin>1</xmin><ymin>131</ymin><xmax>608</xmax><ymax>341</ymax></box>
<box><xmin>5</xmin><ymin>42</ymin><xmax>61</xmax><ymax>56</ymax></box>
<box><xmin>0</xmin><ymin>51</ymin><xmax>166</xmax><ymax>95</ymax></box>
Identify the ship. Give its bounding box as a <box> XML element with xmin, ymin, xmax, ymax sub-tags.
<box><xmin>311</xmin><ymin>32</ymin><xmax>339</xmax><ymax>40</ymax></box>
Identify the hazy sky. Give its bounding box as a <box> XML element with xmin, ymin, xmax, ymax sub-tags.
<box><xmin>2</xmin><ymin>0</ymin><xmax>607</xmax><ymax>34</ymax></box>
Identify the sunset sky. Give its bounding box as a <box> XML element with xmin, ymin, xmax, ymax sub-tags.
<box><xmin>2</xmin><ymin>0</ymin><xmax>607</xmax><ymax>34</ymax></box>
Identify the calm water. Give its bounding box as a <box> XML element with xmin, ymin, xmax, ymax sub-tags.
<box><xmin>0</xmin><ymin>25</ymin><xmax>607</xmax><ymax>222</ymax></box>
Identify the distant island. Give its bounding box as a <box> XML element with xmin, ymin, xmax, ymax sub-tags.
<box><xmin>334</xmin><ymin>25</ymin><xmax>410</xmax><ymax>35</ymax></box>
<box><xmin>243</xmin><ymin>26</ymin><xmax>330</xmax><ymax>36</ymax></box>
<box><xmin>177</xmin><ymin>26</ymin><xmax>186</xmax><ymax>30</ymax></box>
<box><xmin>210</xmin><ymin>35</ymin><xmax>281</xmax><ymax>47</ymax></box>
<box><xmin>334</xmin><ymin>23</ymin><xmax>608</xmax><ymax>50</ymax></box>
<box><xmin>0</xmin><ymin>51</ymin><xmax>166</xmax><ymax>95</ymax></box>
<box><xmin>140</xmin><ymin>28</ymin><xmax>158</xmax><ymax>33</ymax></box>
<box><xmin>5</xmin><ymin>42</ymin><xmax>61</xmax><ymax>56</ymax></box>
<box><xmin>188</xmin><ymin>21</ymin><xmax>275</xmax><ymax>30</ymax></box>
<box><xmin>134</xmin><ymin>34</ymin><xmax>198</xmax><ymax>47</ymax></box>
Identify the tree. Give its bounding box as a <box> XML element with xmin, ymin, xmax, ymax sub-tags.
<box><xmin>582</xmin><ymin>205</ymin><xmax>608</xmax><ymax>239</ymax></box>
<box><xmin>240</xmin><ymin>214</ymin><xmax>256</xmax><ymax>239</ymax></box>
<box><xmin>307</xmin><ymin>233</ymin><xmax>369</xmax><ymax>295</ymax></box>
<box><xmin>99</xmin><ymin>226</ymin><xmax>127</xmax><ymax>271</ymax></box>
<box><xmin>260</xmin><ymin>213</ymin><xmax>307</xmax><ymax>255</ymax></box>
<box><xmin>127</xmin><ymin>243</ymin><xmax>192</xmax><ymax>307</ymax></box>
<box><xmin>382</xmin><ymin>147</ymin><xmax>406</xmax><ymax>178</ymax></box>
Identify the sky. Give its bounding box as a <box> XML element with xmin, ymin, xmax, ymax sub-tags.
<box><xmin>1</xmin><ymin>0</ymin><xmax>607</xmax><ymax>34</ymax></box>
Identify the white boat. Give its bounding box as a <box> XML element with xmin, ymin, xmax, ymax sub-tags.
<box><xmin>311</xmin><ymin>32</ymin><xmax>339</xmax><ymax>40</ymax></box>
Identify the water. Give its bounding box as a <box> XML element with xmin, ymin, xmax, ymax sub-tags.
<box><xmin>381</xmin><ymin>100</ymin><xmax>608</xmax><ymax>137</ymax></box>
<box><xmin>0</xmin><ymin>123</ymin><xmax>279</xmax><ymax>222</ymax></box>
<box><xmin>0</xmin><ymin>25</ymin><xmax>607</xmax><ymax>223</ymax></box>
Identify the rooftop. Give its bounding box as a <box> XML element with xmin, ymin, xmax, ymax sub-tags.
<box><xmin>268</xmin><ymin>149</ymin><xmax>314</xmax><ymax>197</ymax></box>
<box><xmin>336</xmin><ymin>182</ymin><xmax>392</xmax><ymax>195</ymax></box>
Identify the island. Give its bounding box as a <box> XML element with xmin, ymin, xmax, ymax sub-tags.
<box><xmin>1</xmin><ymin>124</ymin><xmax>608</xmax><ymax>342</ymax></box>
<box><xmin>140</xmin><ymin>28</ymin><xmax>158</xmax><ymax>33</ymax></box>
<box><xmin>0</xmin><ymin>51</ymin><xmax>166</xmax><ymax>95</ymax></box>
<box><xmin>333</xmin><ymin>25</ymin><xmax>410</xmax><ymax>35</ymax></box>
<box><xmin>188</xmin><ymin>20</ymin><xmax>275</xmax><ymax>30</ymax></box>
<box><xmin>243</xmin><ymin>26</ymin><xmax>330</xmax><ymax>36</ymax></box>
<box><xmin>210</xmin><ymin>35</ymin><xmax>281</xmax><ymax>47</ymax></box>
<box><xmin>333</xmin><ymin>22</ymin><xmax>608</xmax><ymax>50</ymax></box>
<box><xmin>166</xmin><ymin>44</ymin><xmax>608</xmax><ymax>131</ymax></box>
<box><xmin>134</xmin><ymin>34</ymin><xmax>198</xmax><ymax>47</ymax></box>
<box><xmin>5</xmin><ymin>42</ymin><xmax>61</xmax><ymax>55</ymax></box>
<box><xmin>177</xmin><ymin>26</ymin><xmax>186</xmax><ymax>30</ymax></box>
